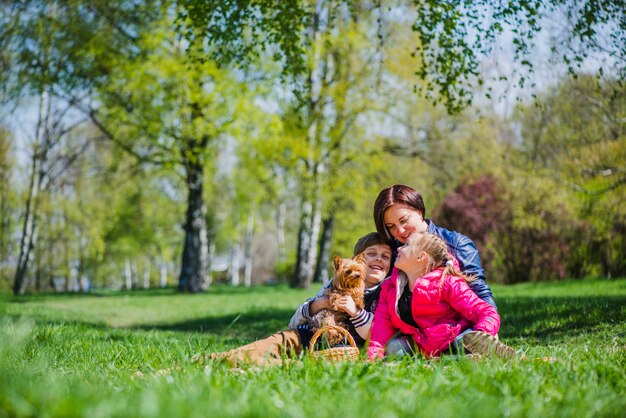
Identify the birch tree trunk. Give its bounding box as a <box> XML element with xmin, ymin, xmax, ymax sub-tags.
<box><xmin>159</xmin><ymin>260</ymin><xmax>168</xmax><ymax>288</ymax></box>
<box><xmin>243</xmin><ymin>210</ymin><xmax>254</xmax><ymax>287</ymax></box>
<box><xmin>290</xmin><ymin>3</ymin><xmax>325</xmax><ymax>289</ymax></box>
<box><xmin>230</xmin><ymin>243</ymin><xmax>241</xmax><ymax>286</ymax></box>
<box><xmin>124</xmin><ymin>259</ymin><xmax>132</xmax><ymax>290</ymax></box>
<box><xmin>13</xmin><ymin>161</ymin><xmax>41</xmax><ymax>294</ymax></box>
<box><xmin>0</xmin><ymin>137</ymin><xmax>10</xmax><ymax>283</ymax></box>
<box><xmin>206</xmin><ymin>216</ymin><xmax>216</xmax><ymax>286</ymax></box>
<box><xmin>291</xmin><ymin>194</ymin><xmax>322</xmax><ymax>288</ymax></box>
<box><xmin>276</xmin><ymin>202</ymin><xmax>287</xmax><ymax>282</ymax></box>
<box><xmin>314</xmin><ymin>215</ymin><xmax>334</xmax><ymax>283</ymax></box>
<box><xmin>13</xmin><ymin>92</ymin><xmax>51</xmax><ymax>295</ymax></box>
<box><xmin>292</xmin><ymin>201</ymin><xmax>313</xmax><ymax>288</ymax></box>
<box><xmin>143</xmin><ymin>258</ymin><xmax>150</xmax><ymax>289</ymax></box>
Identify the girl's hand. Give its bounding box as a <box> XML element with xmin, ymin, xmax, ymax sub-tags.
<box><xmin>333</xmin><ymin>295</ymin><xmax>359</xmax><ymax>317</ymax></box>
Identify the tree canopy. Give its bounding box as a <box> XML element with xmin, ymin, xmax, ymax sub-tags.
<box><xmin>179</xmin><ymin>0</ymin><xmax>625</xmax><ymax>113</ymax></box>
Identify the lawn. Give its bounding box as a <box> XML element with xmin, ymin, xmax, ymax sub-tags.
<box><xmin>1</xmin><ymin>279</ymin><xmax>625</xmax><ymax>418</ymax></box>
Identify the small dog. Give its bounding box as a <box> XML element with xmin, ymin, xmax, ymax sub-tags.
<box><xmin>310</xmin><ymin>253</ymin><xmax>367</xmax><ymax>346</ymax></box>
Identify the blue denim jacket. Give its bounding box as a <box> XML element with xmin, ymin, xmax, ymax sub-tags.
<box><xmin>427</xmin><ymin>219</ymin><xmax>497</xmax><ymax>310</ymax></box>
<box><xmin>391</xmin><ymin>219</ymin><xmax>497</xmax><ymax>310</ymax></box>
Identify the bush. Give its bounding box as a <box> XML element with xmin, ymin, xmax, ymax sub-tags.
<box><xmin>435</xmin><ymin>175</ymin><xmax>580</xmax><ymax>283</ymax></box>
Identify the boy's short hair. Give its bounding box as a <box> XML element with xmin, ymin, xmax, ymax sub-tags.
<box><xmin>353</xmin><ymin>232</ymin><xmax>389</xmax><ymax>256</ymax></box>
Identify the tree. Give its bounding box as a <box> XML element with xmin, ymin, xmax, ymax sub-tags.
<box><xmin>178</xmin><ymin>0</ymin><xmax>624</xmax><ymax>286</ymax></box>
<box><xmin>515</xmin><ymin>75</ymin><xmax>626</xmax><ymax>278</ymax></box>
<box><xmin>196</xmin><ymin>1</ymin><xmax>370</xmax><ymax>289</ymax></box>
<box><xmin>179</xmin><ymin>0</ymin><xmax>625</xmax><ymax>113</ymax></box>
<box><xmin>227</xmin><ymin>99</ymin><xmax>288</xmax><ymax>285</ymax></box>
<box><xmin>0</xmin><ymin>1</ymin><xmax>165</xmax><ymax>294</ymax></box>
<box><xmin>265</xmin><ymin>4</ymin><xmax>390</xmax><ymax>288</ymax></box>
<box><xmin>89</xmin><ymin>15</ymin><xmax>243</xmax><ymax>292</ymax></box>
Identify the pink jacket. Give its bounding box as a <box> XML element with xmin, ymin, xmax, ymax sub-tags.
<box><xmin>368</xmin><ymin>267</ymin><xmax>500</xmax><ymax>359</ymax></box>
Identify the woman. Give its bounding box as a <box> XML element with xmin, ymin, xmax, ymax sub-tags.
<box><xmin>368</xmin><ymin>232</ymin><xmax>517</xmax><ymax>360</ymax></box>
<box><xmin>374</xmin><ymin>184</ymin><xmax>496</xmax><ymax>308</ymax></box>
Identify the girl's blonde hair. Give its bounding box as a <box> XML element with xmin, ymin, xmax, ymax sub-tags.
<box><xmin>406</xmin><ymin>233</ymin><xmax>475</xmax><ymax>284</ymax></box>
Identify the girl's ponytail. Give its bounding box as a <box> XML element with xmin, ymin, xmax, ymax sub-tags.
<box><xmin>408</xmin><ymin>233</ymin><xmax>475</xmax><ymax>284</ymax></box>
<box><xmin>440</xmin><ymin>257</ymin><xmax>473</xmax><ymax>286</ymax></box>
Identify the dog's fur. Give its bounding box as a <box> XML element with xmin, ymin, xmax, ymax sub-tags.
<box><xmin>309</xmin><ymin>253</ymin><xmax>367</xmax><ymax>347</ymax></box>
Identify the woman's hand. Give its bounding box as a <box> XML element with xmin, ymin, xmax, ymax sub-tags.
<box><xmin>332</xmin><ymin>295</ymin><xmax>359</xmax><ymax>317</ymax></box>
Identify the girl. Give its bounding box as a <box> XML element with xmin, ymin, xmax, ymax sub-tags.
<box><xmin>368</xmin><ymin>232</ymin><xmax>517</xmax><ymax>360</ymax></box>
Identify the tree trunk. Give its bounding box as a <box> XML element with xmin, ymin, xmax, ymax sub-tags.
<box><xmin>291</xmin><ymin>195</ymin><xmax>322</xmax><ymax>288</ymax></box>
<box><xmin>276</xmin><ymin>202</ymin><xmax>287</xmax><ymax>282</ymax></box>
<box><xmin>230</xmin><ymin>243</ymin><xmax>241</xmax><ymax>286</ymax></box>
<box><xmin>243</xmin><ymin>210</ymin><xmax>254</xmax><ymax>287</ymax></box>
<box><xmin>206</xmin><ymin>214</ymin><xmax>216</xmax><ymax>286</ymax></box>
<box><xmin>143</xmin><ymin>257</ymin><xmax>150</xmax><ymax>289</ymax></box>
<box><xmin>290</xmin><ymin>3</ymin><xmax>325</xmax><ymax>290</ymax></box>
<box><xmin>13</xmin><ymin>144</ymin><xmax>43</xmax><ymax>295</ymax></box>
<box><xmin>35</xmin><ymin>251</ymin><xmax>43</xmax><ymax>292</ymax></box>
<box><xmin>207</xmin><ymin>240</ymin><xmax>216</xmax><ymax>285</ymax></box>
<box><xmin>13</xmin><ymin>92</ymin><xmax>51</xmax><ymax>295</ymax></box>
<box><xmin>313</xmin><ymin>215</ymin><xmax>334</xmax><ymax>283</ymax></box>
<box><xmin>131</xmin><ymin>261</ymin><xmax>139</xmax><ymax>289</ymax></box>
<box><xmin>64</xmin><ymin>220</ymin><xmax>72</xmax><ymax>292</ymax></box>
<box><xmin>77</xmin><ymin>228</ymin><xmax>87</xmax><ymax>292</ymax></box>
<box><xmin>159</xmin><ymin>259</ymin><xmax>168</xmax><ymax>288</ymax></box>
<box><xmin>124</xmin><ymin>259</ymin><xmax>132</xmax><ymax>290</ymax></box>
<box><xmin>177</xmin><ymin>162</ymin><xmax>209</xmax><ymax>292</ymax></box>
<box><xmin>0</xmin><ymin>145</ymin><xmax>10</xmax><ymax>282</ymax></box>
<box><xmin>292</xmin><ymin>202</ymin><xmax>313</xmax><ymax>288</ymax></box>
<box><xmin>66</xmin><ymin>261</ymin><xmax>73</xmax><ymax>293</ymax></box>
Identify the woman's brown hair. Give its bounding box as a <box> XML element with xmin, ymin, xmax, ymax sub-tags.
<box><xmin>373</xmin><ymin>184</ymin><xmax>426</xmax><ymax>242</ymax></box>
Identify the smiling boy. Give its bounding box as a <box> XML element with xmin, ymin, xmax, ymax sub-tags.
<box><xmin>289</xmin><ymin>233</ymin><xmax>392</xmax><ymax>347</ymax></box>
<box><xmin>200</xmin><ymin>232</ymin><xmax>392</xmax><ymax>367</ymax></box>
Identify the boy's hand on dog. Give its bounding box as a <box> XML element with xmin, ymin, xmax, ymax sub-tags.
<box><xmin>309</xmin><ymin>295</ymin><xmax>332</xmax><ymax>316</ymax></box>
<box><xmin>332</xmin><ymin>295</ymin><xmax>359</xmax><ymax>317</ymax></box>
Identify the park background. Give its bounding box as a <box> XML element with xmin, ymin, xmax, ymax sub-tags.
<box><xmin>0</xmin><ymin>1</ymin><xmax>624</xmax><ymax>417</ymax></box>
<box><xmin>1</xmin><ymin>0</ymin><xmax>624</xmax><ymax>294</ymax></box>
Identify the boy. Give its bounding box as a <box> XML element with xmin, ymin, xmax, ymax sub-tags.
<box><xmin>199</xmin><ymin>232</ymin><xmax>392</xmax><ymax>367</ymax></box>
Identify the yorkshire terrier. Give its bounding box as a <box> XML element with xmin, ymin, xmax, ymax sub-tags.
<box><xmin>309</xmin><ymin>253</ymin><xmax>367</xmax><ymax>347</ymax></box>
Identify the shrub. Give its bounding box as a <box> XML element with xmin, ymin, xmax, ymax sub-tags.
<box><xmin>435</xmin><ymin>175</ymin><xmax>579</xmax><ymax>283</ymax></box>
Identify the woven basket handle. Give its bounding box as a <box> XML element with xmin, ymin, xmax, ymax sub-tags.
<box><xmin>309</xmin><ymin>325</ymin><xmax>357</xmax><ymax>353</ymax></box>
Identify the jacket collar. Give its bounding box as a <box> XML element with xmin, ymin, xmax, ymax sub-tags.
<box><xmin>394</xmin><ymin>266</ymin><xmax>444</xmax><ymax>291</ymax></box>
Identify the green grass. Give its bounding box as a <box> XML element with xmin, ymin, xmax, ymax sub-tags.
<box><xmin>1</xmin><ymin>279</ymin><xmax>625</xmax><ymax>418</ymax></box>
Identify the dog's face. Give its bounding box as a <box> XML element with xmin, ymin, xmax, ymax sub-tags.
<box><xmin>332</xmin><ymin>253</ymin><xmax>367</xmax><ymax>289</ymax></box>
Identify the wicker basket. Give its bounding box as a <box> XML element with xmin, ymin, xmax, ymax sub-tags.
<box><xmin>309</xmin><ymin>325</ymin><xmax>360</xmax><ymax>362</ymax></box>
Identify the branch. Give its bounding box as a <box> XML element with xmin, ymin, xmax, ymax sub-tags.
<box><xmin>46</xmin><ymin>138</ymin><xmax>92</xmax><ymax>189</ymax></box>
<box><xmin>561</xmin><ymin>176</ymin><xmax>626</xmax><ymax>196</ymax></box>
<box><xmin>86</xmin><ymin>107</ymin><xmax>177</xmax><ymax>167</ymax></box>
